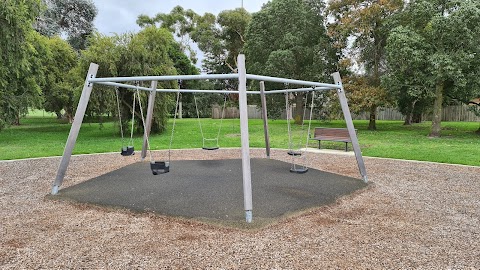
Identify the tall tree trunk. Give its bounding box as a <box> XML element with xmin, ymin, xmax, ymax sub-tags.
<box><xmin>404</xmin><ymin>99</ymin><xmax>418</xmax><ymax>125</ymax></box>
<box><xmin>429</xmin><ymin>81</ymin><xmax>444</xmax><ymax>137</ymax></box>
<box><xmin>294</xmin><ymin>93</ymin><xmax>304</xmax><ymax>125</ymax></box>
<box><xmin>413</xmin><ymin>113</ymin><xmax>422</xmax><ymax>123</ymax></box>
<box><xmin>13</xmin><ymin>112</ymin><xmax>21</xmax><ymax>126</ymax></box>
<box><xmin>65</xmin><ymin>108</ymin><xmax>74</xmax><ymax>124</ymax></box>
<box><xmin>368</xmin><ymin>105</ymin><xmax>377</xmax><ymax>130</ymax></box>
<box><xmin>404</xmin><ymin>114</ymin><xmax>412</xmax><ymax>125</ymax></box>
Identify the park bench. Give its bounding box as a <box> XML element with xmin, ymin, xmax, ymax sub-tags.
<box><xmin>310</xmin><ymin>127</ymin><xmax>355</xmax><ymax>152</ymax></box>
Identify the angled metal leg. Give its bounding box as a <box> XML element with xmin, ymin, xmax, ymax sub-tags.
<box><xmin>141</xmin><ymin>81</ymin><xmax>158</xmax><ymax>160</ymax></box>
<box><xmin>51</xmin><ymin>63</ymin><xmax>99</xmax><ymax>194</ymax></box>
<box><xmin>332</xmin><ymin>72</ymin><xmax>368</xmax><ymax>183</ymax></box>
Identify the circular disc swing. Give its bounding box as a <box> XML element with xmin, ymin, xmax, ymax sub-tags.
<box><xmin>193</xmin><ymin>91</ymin><xmax>228</xmax><ymax>151</ymax></box>
<box><xmin>286</xmin><ymin>88</ymin><xmax>316</xmax><ymax>174</ymax></box>
<box><xmin>115</xmin><ymin>86</ymin><xmax>136</xmax><ymax>156</ymax></box>
<box><xmin>285</xmin><ymin>83</ymin><xmax>302</xmax><ymax>157</ymax></box>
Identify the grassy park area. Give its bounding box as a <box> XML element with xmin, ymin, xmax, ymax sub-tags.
<box><xmin>0</xmin><ymin>116</ymin><xmax>478</xmax><ymax>166</ymax></box>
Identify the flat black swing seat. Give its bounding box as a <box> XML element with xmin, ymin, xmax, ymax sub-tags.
<box><xmin>121</xmin><ymin>146</ymin><xmax>135</xmax><ymax>156</ymax></box>
<box><xmin>202</xmin><ymin>147</ymin><xmax>219</xmax><ymax>151</ymax></box>
<box><xmin>290</xmin><ymin>167</ymin><xmax>309</xmax><ymax>174</ymax></box>
<box><xmin>150</xmin><ymin>161</ymin><xmax>170</xmax><ymax>175</ymax></box>
<box><xmin>287</xmin><ymin>150</ymin><xmax>302</xmax><ymax>156</ymax></box>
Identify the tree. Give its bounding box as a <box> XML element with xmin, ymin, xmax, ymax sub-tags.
<box><xmin>137</xmin><ymin>5</ymin><xmax>199</xmax><ymax>64</ymax></box>
<box><xmin>385</xmin><ymin>0</ymin><xmax>480</xmax><ymax>137</ymax></box>
<box><xmin>468</xmin><ymin>100</ymin><xmax>480</xmax><ymax>134</ymax></box>
<box><xmin>197</xmin><ymin>8</ymin><xmax>251</xmax><ymax>74</ymax></box>
<box><xmin>76</xmin><ymin>27</ymin><xmax>194</xmax><ymax>134</ymax></box>
<box><xmin>40</xmin><ymin>36</ymin><xmax>78</xmax><ymax>121</ymax></box>
<box><xmin>0</xmin><ymin>0</ymin><xmax>43</xmax><ymax>130</ymax></box>
<box><xmin>344</xmin><ymin>75</ymin><xmax>392</xmax><ymax>124</ymax></box>
<box><xmin>138</xmin><ymin>7</ymin><xmax>252</xmax><ymax>117</ymax></box>
<box><xmin>383</xmin><ymin>24</ymin><xmax>434</xmax><ymax>125</ymax></box>
<box><xmin>138</xmin><ymin>6</ymin><xmax>252</xmax><ymax>76</ymax></box>
<box><xmin>327</xmin><ymin>0</ymin><xmax>404</xmax><ymax>130</ymax></box>
<box><xmin>245</xmin><ymin>0</ymin><xmax>338</xmax><ymax>124</ymax></box>
<box><xmin>35</xmin><ymin>0</ymin><xmax>97</xmax><ymax>50</ymax></box>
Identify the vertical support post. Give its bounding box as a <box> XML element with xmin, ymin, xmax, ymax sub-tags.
<box><xmin>238</xmin><ymin>54</ymin><xmax>253</xmax><ymax>223</ymax></box>
<box><xmin>259</xmin><ymin>81</ymin><xmax>271</xmax><ymax>158</ymax></box>
<box><xmin>141</xmin><ymin>81</ymin><xmax>158</xmax><ymax>160</ymax></box>
<box><xmin>332</xmin><ymin>72</ymin><xmax>368</xmax><ymax>182</ymax></box>
<box><xmin>178</xmin><ymin>101</ymin><xmax>183</xmax><ymax>119</ymax></box>
<box><xmin>51</xmin><ymin>63</ymin><xmax>99</xmax><ymax>194</ymax></box>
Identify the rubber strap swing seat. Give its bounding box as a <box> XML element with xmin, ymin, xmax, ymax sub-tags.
<box><xmin>194</xmin><ymin>91</ymin><xmax>227</xmax><ymax>151</ymax></box>
<box><xmin>203</xmin><ymin>147</ymin><xmax>219</xmax><ymax>151</ymax></box>
<box><xmin>287</xmin><ymin>150</ymin><xmax>302</xmax><ymax>156</ymax></box>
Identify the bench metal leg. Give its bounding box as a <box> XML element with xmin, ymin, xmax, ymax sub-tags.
<box><xmin>318</xmin><ymin>141</ymin><xmax>321</xmax><ymax>149</ymax></box>
<box><xmin>345</xmin><ymin>142</ymin><xmax>348</xmax><ymax>152</ymax></box>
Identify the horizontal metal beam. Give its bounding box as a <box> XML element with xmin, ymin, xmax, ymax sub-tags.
<box><xmin>246</xmin><ymin>74</ymin><xmax>341</xmax><ymax>89</ymax></box>
<box><xmin>90</xmin><ymin>73</ymin><xmax>341</xmax><ymax>91</ymax></box>
<box><xmin>265</xmin><ymin>87</ymin><xmax>334</xmax><ymax>94</ymax></box>
<box><xmin>95</xmin><ymin>82</ymin><xmax>337</xmax><ymax>95</ymax></box>
<box><xmin>154</xmin><ymin>89</ymin><xmax>241</xmax><ymax>94</ymax></box>
<box><xmin>89</xmin><ymin>73</ymin><xmax>239</xmax><ymax>83</ymax></box>
<box><xmin>96</xmin><ymin>82</ymin><xmax>243</xmax><ymax>94</ymax></box>
<box><xmin>95</xmin><ymin>81</ymin><xmax>152</xmax><ymax>91</ymax></box>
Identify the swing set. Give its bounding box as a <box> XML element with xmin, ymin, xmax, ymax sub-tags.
<box><xmin>50</xmin><ymin>54</ymin><xmax>367</xmax><ymax>223</ymax></box>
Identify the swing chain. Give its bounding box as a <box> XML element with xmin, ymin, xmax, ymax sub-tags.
<box><xmin>114</xmin><ymin>86</ymin><xmax>125</xmax><ymax>145</ymax></box>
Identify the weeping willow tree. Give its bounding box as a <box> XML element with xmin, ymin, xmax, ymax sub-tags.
<box><xmin>74</xmin><ymin>26</ymin><xmax>197</xmax><ymax>134</ymax></box>
<box><xmin>0</xmin><ymin>0</ymin><xmax>43</xmax><ymax>130</ymax></box>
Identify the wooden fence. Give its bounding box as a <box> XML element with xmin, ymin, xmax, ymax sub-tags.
<box><xmin>352</xmin><ymin>105</ymin><xmax>479</xmax><ymax>122</ymax></box>
<box><xmin>212</xmin><ymin>104</ymin><xmax>479</xmax><ymax>122</ymax></box>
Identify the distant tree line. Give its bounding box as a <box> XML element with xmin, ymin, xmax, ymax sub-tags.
<box><xmin>1</xmin><ymin>0</ymin><xmax>479</xmax><ymax>136</ymax></box>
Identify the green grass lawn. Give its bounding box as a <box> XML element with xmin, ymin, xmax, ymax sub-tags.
<box><xmin>0</xmin><ymin>116</ymin><xmax>479</xmax><ymax>166</ymax></box>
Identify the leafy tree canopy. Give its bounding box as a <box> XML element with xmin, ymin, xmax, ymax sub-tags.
<box><xmin>35</xmin><ymin>0</ymin><xmax>97</xmax><ymax>50</ymax></box>
<box><xmin>76</xmin><ymin>27</ymin><xmax>197</xmax><ymax>133</ymax></box>
<box><xmin>0</xmin><ymin>0</ymin><xmax>43</xmax><ymax>129</ymax></box>
<box><xmin>327</xmin><ymin>0</ymin><xmax>404</xmax><ymax>130</ymax></box>
<box><xmin>245</xmin><ymin>0</ymin><xmax>337</xmax><ymax>123</ymax></box>
<box><xmin>40</xmin><ymin>36</ymin><xmax>78</xmax><ymax>121</ymax></box>
<box><xmin>384</xmin><ymin>0</ymin><xmax>480</xmax><ymax>136</ymax></box>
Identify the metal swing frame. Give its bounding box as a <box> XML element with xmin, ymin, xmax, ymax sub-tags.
<box><xmin>50</xmin><ymin>54</ymin><xmax>368</xmax><ymax>224</ymax></box>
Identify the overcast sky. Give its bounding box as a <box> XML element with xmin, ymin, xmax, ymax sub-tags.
<box><xmin>93</xmin><ymin>0</ymin><xmax>270</xmax><ymax>35</ymax></box>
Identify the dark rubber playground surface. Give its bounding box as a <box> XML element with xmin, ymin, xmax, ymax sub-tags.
<box><xmin>54</xmin><ymin>158</ymin><xmax>367</xmax><ymax>228</ymax></box>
